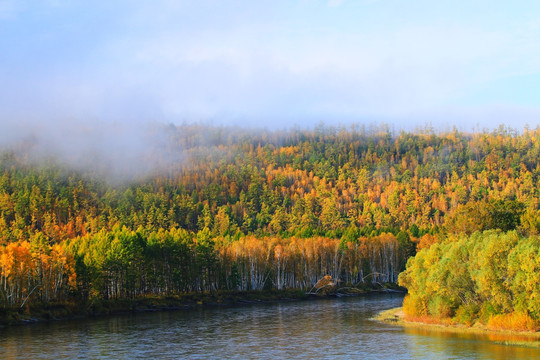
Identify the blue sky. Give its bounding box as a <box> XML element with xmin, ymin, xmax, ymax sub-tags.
<box><xmin>1</xmin><ymin>0</ymin><xmax>540</xmax><ymax>131</ymax></box>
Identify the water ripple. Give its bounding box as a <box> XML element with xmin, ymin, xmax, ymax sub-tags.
<box><xmin>1</xmin><ymin>295</ymin><xmax>540</xmax><ymax>359</ymax></box>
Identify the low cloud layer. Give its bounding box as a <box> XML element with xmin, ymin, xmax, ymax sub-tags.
<box><xmin>0</xmin><ymin>1</ymin><xmax>539</xmax><ymax>137</ymax></box>
<box><xmin>0</xmin><ymin>119</ymin><xmax>179</xmax><ymax>182</ymax></box>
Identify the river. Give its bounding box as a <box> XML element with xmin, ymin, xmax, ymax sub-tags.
<box><xmin>1</xmin><ymin>294</ymin><xmax>539</xmax><ymax>359</ymax></box>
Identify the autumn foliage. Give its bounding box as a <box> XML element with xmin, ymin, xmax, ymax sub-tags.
<box><xmin>62</xmin><ymin>228</ymin><xmax>400</xmax><ymax>300</ymax></box>
<box><xmin>399</xmin><ymin>231</ymin><xmax>540</xmax><ymax>331</ymax></box>
<box><xmin>0</xmin><ymin>123</ymin><xmax>539</xmax><ymax>309</ymax></box>
<box><xmin>0</xmin><ymin>238</ymin><xmax>76</xmax><ymax>308</ymax></box>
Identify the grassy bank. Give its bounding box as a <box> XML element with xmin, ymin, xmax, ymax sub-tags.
<box><xmin>375</xmin><ymin>307</ymin><xmax>540</xmax><ymax>348</ymax></box>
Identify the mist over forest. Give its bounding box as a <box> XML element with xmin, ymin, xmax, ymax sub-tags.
<box><xmin>0</xmin><ymin>118</ymin><xmax>539</xmax><ymax>332</ymax></box>
<box><xmin>0</xmin><ymin>119</ymin><xmax>531</xmax><ymax>181</ymax></box>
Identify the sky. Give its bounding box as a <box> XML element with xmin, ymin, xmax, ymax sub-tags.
<box><xmin>1</xmin><ymin>0</ymin><xmax>540</xmax><ymax>132</ymax></box>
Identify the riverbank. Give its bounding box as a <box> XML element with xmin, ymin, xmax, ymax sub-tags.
<box><xmin>0</xmin><ymin>290</ymin><xmax>303</xmax><ymax>327</ymax></box>
<box><xmin>375</xmin><ymin>307</ymin><xmax>540</xmax><ymax>348</ymax></box>
<box><xmin>1</xmin><ymin>284</ymin><xmax>404</xmax><ymax>327</ymax></box>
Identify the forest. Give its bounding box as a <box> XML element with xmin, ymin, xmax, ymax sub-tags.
<box><xmin>0</xmin><ymin>123</ymin><xmax>539</xmax><ymax>317</ymax></box>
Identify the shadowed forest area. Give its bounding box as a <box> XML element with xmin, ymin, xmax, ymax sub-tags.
<box><xmin>0</xmin><ymin>123</ymin><xmax>538</xmax><ymax>320</ymax></box>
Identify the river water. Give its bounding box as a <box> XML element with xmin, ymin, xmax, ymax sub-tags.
<box><xmin>1</xmin><ymin>294</ymin><xmax>539</xmax><ymax>359</ymax></box>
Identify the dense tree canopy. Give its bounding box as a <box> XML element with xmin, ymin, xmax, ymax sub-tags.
<box><xmin>399</xmin><ymin>231</ymin><xmax>540</xmax><ymax>331</ymax></box>
<box><xmin>0</xmin><ymin>123</ymin><xmax>539</xmax><ymax>308</ymax></box>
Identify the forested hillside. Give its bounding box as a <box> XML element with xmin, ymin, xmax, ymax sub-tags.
<box><xmin>0</xmin><ymin>123</ymin><xmax>539</xmax><ymax>308</ymax></box>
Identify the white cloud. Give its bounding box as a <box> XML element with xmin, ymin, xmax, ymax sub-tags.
<box><xmin>1</xmin><ymin>1</ymin><xmax>540</xmax><ymax>130</ymax></box>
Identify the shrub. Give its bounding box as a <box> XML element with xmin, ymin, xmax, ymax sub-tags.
<box><xmin>454</xmin><ymin>303</ymin><xmax>480</xmax><ymax>326</ymax></box>
<box><xmin>403</xmin><ymin>294</ymin><xmax>428</xmax><ymax>317</ymax></box>
<box><xmin>427</xmin><ymin>296</ymin><xmax>455</xmax><ymax>319</ymax></box>
<box><xmin>478</xmin><ymin>301</ymin><xmax>498</xmax><ymax>324</ymax></box>
<box><xmin>487</xmin><ymin>312</ymin><xmax>539</xmax><ymax>332</ymax></box>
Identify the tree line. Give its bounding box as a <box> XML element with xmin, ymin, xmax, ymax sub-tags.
<box><xmin>2</xmin><ymin>226</ymin><xmax>405</xmax><ymax>307</ymax></box>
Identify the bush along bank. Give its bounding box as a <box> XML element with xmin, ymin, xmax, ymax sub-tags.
<box><xmin>398</xmin><ymin>230</ymin><xmax>540</xmax><ymax>333</ymax></box>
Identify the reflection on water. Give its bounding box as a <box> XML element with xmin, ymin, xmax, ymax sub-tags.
<box><xmin>405</xmin><ymin>324</ymin><xmax>539</xmax><ymax>345</ymax></box>
<box><xmin>404</xmin><ymin>327</ymin><xmax>540</xmax><ymax>360</ymax></box>
<box><xmin>1</xmin><ymin>294</ymin><xmax>540</xmax><ymax>359</ymax></box>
